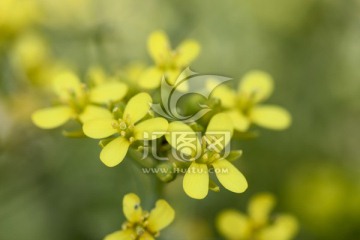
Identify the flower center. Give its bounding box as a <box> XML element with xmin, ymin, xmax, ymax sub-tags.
<box><xmin>196</xmin><ymin>136</ymin><xmax>222</xmax><ymax>164</ymax></box>
<box><xmin>111</xmin><ymin>114</ymin><xmax>135</xmax><ymax>143</ymax></box>
<box><xmin>237</xmin><ymin>94</ymin><xmax>256</xmax><ymax>116</ymax></box>
<box><xmin>122</xmin><ymin>212</ymin><xmax>159</xmax><ymax>239</ymax></box>
<box><xmin>66</xmin><ymin>85</ymin><xmax>89</xmax><ymax>114</ymax></box>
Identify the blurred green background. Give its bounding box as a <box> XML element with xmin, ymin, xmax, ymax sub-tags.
<box><xmin>1</xmin><ymin>0</ymin><xmax>359</xmax><ymax>239</ymax></box>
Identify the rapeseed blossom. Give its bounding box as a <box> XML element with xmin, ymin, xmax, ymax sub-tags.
<box><xmin>138</xmin><ymin>30</ymin><xmax>200</xmax><ymax>89</ymax></box>
<box><xmin>32</xmin><ymin>70</ymin><xmax>127</xmax><ymax>129</ymax></box>
<box><xmin>166</xmin><ymin>113</ymin><xmax>248</xmax><ymax>199</ymax></box>
<box><xmin>217</xmin><ymin>193</ymin><xmax>298</xmax><ymax>240</ymax></box>
<box><xmin>104</xmin><ymin>193</ymin><xmax>175</xmax><ymax>240</ymax></box>
<box><xmin>210</xmin><ymin>71</ymin><xmax>291</xmax><ymax>132</ymax></box>
<box><xmin>83</xmin><ymin>93</ymin><xmax>168</xmax><ymax>167</ymax></box>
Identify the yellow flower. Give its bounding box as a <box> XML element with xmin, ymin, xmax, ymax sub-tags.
<box><xmin>83</xmin><ymin>93</ymin><xmax>168</xmax><ymax>167</ymax></box>
<box><xmin>0</xmin><ymin>0</ymin><xmax>40</xmax><ymax>41</ymax></box>
<box><xmin>104</xmin><ymin>193</ymin><xmax>175</xmax><ymax>240</ymax></box>
<box><xmin>31</xmin><ymin>70</ymin><xmax>128</xmax><ymax>129</ymax></box>
<box><xmin>217</xmin><ymin>193</ymin><xmax>298</xmax><ymax>240</ymax></box>
<box><xmin>138</xmin><ymin>30</ymin><xmax>200</xmax><ymax>89</ymax></box>
<box><xmin>166</xmin><ymin>113</ymin><xmax>248</xmax><ymax>199</ymax></box>
<box><xmin>209</xmin><ymin>70</ymin><xmax>291</xmax><ymax>132</ymax></box>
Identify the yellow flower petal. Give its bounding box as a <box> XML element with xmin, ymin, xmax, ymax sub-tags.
<box><xmin>205</xmin><ymin>113</ymin><xmax>233</xmax><ymax>152</ymax></box>
<box><xmin>83</xmin><ymin>117</ymin><xmax>117</xmax><ymax>139</ymax></box>
<box><xmin>100</xmin><ymin>137</ymin><xmax>130</xmax><ymax>167</ymax></box>
<box><xmin>212</xmin><ymin>159</ymin><xmax>248</xmax><ymax>193</ymax></box>
<box><xmin>248</xmin><ymin>193</ymin><xmax>275</xmax><ymax>226</ymax></box>
<box><xmin>31</xmin><ymin>106</ymin><xmax>73</xmax><ymax>129</ymax></box>
<box><xmin>123</xmin><ymin>193</ymin><xmax>142</xmax><ymax>223</ymax></box>
<box><xmin>138</xmin><ymin>232</ymin><xmax>155</xmax><ymax>240</ymax></box>
<box><xmin>138</xmin><ymin>67</ymin><xmax>163</xmax><ymax>89</ymax></box>
<box><xmin>165</xmin><ymin>69</ymin><xmax>181</xmax><ymax>87</ymax></box>
<box><xmin>52</xmin><ymin>70</ymin><xmax>83</xmax><ymax>101</ymax></box>
<box><xmin>133</xmin><ymin>118</ymin><xmax>168</xmax><ymax>140</ymax></box>
<box><xmin>147</xmin><ymin>30</ymin><xmax>170</xmax><ymax>65</ymax></box>
<box><xmin>123</xmin><ymin>92</ymin><xmax>152</xmax><ymax>124</ymax></box>
<box><xmin>226</xmin><ymin>110</ymin><xmax>250</xmax><ymax>132</ymax></box>
<box><xmin>79</xmin><ymin>105</ymin><xmax>113</xmax><ymax>123</ymax></box>
<box><xmin>147</xmin><ymin>199</ymin><xmax>175</xmax><ymax>232</ymax></box>
<box><xmin>258</xmin><ymin>214</ymin><xmax>299</xmax><ymax>240</ymax></box>
<box><xmin>167</xmin><ymin>68</ymin><xmax>188</xmax><ymax>91</ymax></box>
<box><xmin>216</xmin><ymin>210</ymin><xmax>251</xmax><ymax>240</ymax></box>
<box><xmin>87</xmin><ymin>66</ymin><xmax>106</xmax><ymax>85</ymax></box>
<box><xmin>207</xmin><ymin>79</ymin><xmax>236</xmax><ymax>109</ymax></box>
<box><xmin>104</xmin><ymin>229</ymin><xmax>135</xmax><ymax>240</ymax></box>
<box><xmin>239</xmin><ymin>70</ymin><xmax>274</xmax><ymax>103</ymax></box>
<box><xmin>175</xmin><ymin>39</ymin><xmax>200</xmax><ymax>67</ymax></box>
<box><xmin>124</xmin><ymin>62</ymin><xmax>146</xmax><ymax>84</ymax></box>
<box><xmin>250</xmin><ymin>105</ymin><xmax>291</xmax><ymax>130</ymax></box>
<box><xmin>89</xmin><ymin>82</ymin><xmax>128</xmax><ymax>104</ymax></box>
<box><xmin>183</xmin><ymin>162</ymin><xmax>209</xmax><ymax>199</ymax></box>
<box><xmin>166</xmin><ymin>121</ymin><xmax>201</xmax><ymax>157</ymax></box>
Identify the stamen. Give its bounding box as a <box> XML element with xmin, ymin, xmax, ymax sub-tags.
<box><xmin>111</xmin><ymin>122</ymin><xmax>119</xmax><ymax>129</ymax></box>
<box><xmin>119</xmin><ymin>121</ymin><xmax>127</xmax><ymax>130</ymax></box>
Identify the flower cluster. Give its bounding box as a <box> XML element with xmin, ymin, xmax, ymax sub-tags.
<box><xmin>31</xmin><ymin>30</ymin><xmax>297</xmax><ymax>239</ymax></box>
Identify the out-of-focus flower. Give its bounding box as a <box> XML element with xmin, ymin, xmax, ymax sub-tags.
<box><xmin>31</xmin><ymin>70</ymin><xmax>128</xmax><ymax>129</ymax></box>
<box><xmin>209</xmin><ymin>70</ymin><xmax>291</xmax><ymax>132</ymax></box>
<box><xmin>0</xmin><ymin>0</ymin><xmax>40</xmax><ymax>42</ymax></box>
<box><xmin>284</xmin><ymin>164</ymin><xmax>360</xmax><ymax>238</ymax></box>
<box><xmin>104</xmin><ymin>193</ymin><xmax>175</xmax><ymax>240</ymax></box>
<box><xmin>166</xmin><ymin>113</ymin><xmax>247</xmax><ymax>199</ymax></box>
<box><xmin>120</xmin><ymin>63</ymin><xmax>146</xmax><ymax>86</ymax></box>
<box><xmin>138</xmin><ymin>30</ymin><xmax>200</xmax><ymax>89</ymax></box>
<box><xmin>83</xmin><ymin>93</ymin><xmax>168</xmax><ymax>167</ymax></box>
<box><xmin>40</xmin><ymin>0</ymin><xmax>93</xmax><ymax>28</ymax></box>
<box><xmin>11</xmin><ymin>32</ymin><xmax>63</xmax><ymax>86</ymax></box>
<box><xmin>217</xmin><ymin>193</ymin><xmax>298</xmax><ymax>240</ymax></box>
